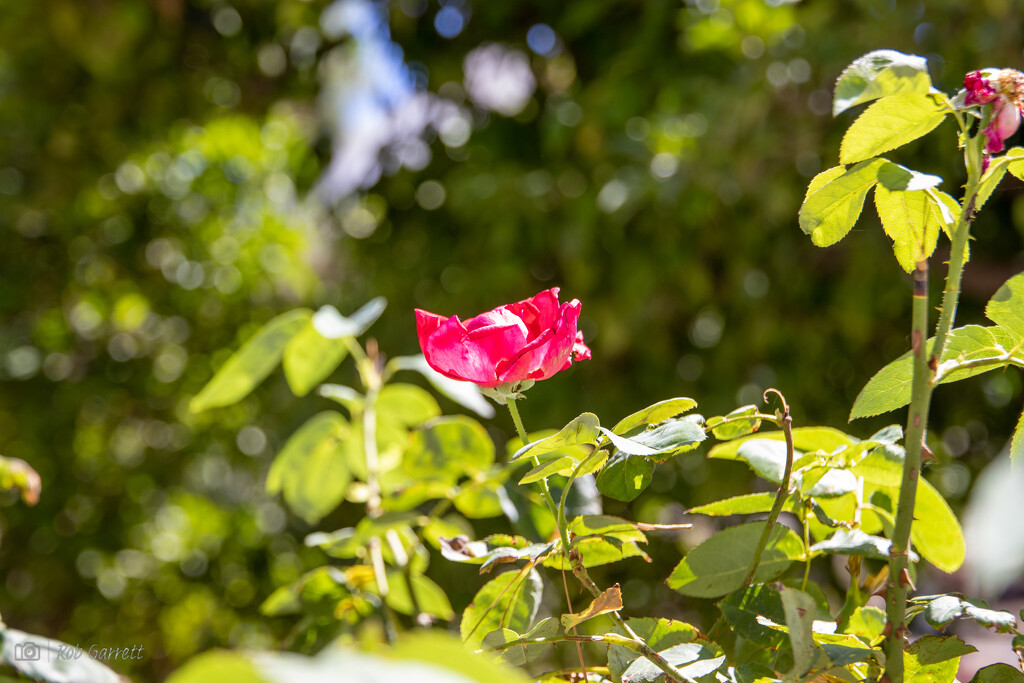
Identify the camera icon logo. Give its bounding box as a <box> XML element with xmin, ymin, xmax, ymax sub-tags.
<box><xmin>14</xmin><ymin>642</ymin><xmax>41</xmax><ymax>662</ymax></box>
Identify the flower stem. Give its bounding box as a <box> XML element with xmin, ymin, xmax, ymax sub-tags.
<box><xmin>506</xmin><ymin>398</ymin><xmax>570</xmax><ymax>555</ymax></box>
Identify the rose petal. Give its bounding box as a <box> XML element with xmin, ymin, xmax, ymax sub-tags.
<box><xmin>419</xmin><ymin>309</ymin><xmax>528</xmax><ymax>387</ymax></box>
<box><xmin>505</xmin><ymin>288</ymin><xmax>561</xmax><ymax>341</ymax></box>
<box><xmin>497</xmin><ymin>299</ymin><xmax>581</xmax><ymax>383</ymax></box>
<box><xmin>984</xmin><ymin>99</ymin><xmax>1022</xmax><ymax>154</ymax></box>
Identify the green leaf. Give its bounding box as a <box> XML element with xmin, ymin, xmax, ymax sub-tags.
<box><xmin>376</xmin><ymin>384</ymin><xmax>441</xmax><ymax>427</ymax></box>
<box><xmin>666</xmin><ymin>522</ymin><xmax>803</xmax><ymax>598</ymax></box>
<box><xmin>688</xmin><ymin>492</ymin><xmax>779</xmax><ymax>516</ymax></box>
<box><xmin>620</xmin><ymin>644</ymin><xmax>725</xmax><ymax>683</ymax></box>
<box><xmin>800</xmin><ymin>466</ymin><xmax>858</xmax><ymax>497</ymax></box>
<box><xmin>608</xmin><ymin>618</ymin><xmax>702</xmax><ymax>681</ymax></box>
<box><xmin>544</xmin><ymin>515</ymin><xmax>651</xmax><ymax>569</ymax></box>
<box><xmin>799</xmin><ymin>158</ymin><xmax>885</xmax><ymax>247</ymax></box>
<box><xmin>904</xmin><ymin>635</ymin><xmax>975</xmax><ymax>683</ymax></box>
<box><xmin>388</xmin><ymin>355</ymin><xmax>495</xmax><ymax>419</ymax></box>
<box><xmin>310</xmin><ymin>297</ymin><xmax>386</xmax><ymax>339</ymax></box>
<box><xmin>968</xmin><ymin>664</ymin><xmax>1024</xmax><ymax>683</ymax></box>
<box><xmin>384</xmin><ymin>571</ymin><xmax>455</xmax><ymax>620</ymax></box>
<box><xmin>512</xmin><ymin>413</ymin><xmax>600</xmax><ymax>461</ymax></box>
<box><xmin>0</xmin><ymin>629</ymin><xmax>122</xmax><ymax>683</ymax></box>
<box><xmin>875</xmin><ymin>161</ymin><xmax>943</xmax><ymax>191</ymax></box>
<box><xmin>595</xmin><ymin>450</ymin><xmax>655</xmax><ymax>502</ymax></box>
<box><xmin>833</xmin><ymin>49</ymin><xmax>932</xmax><ymax>116</ymax></box>
<box><xmin>733</xmin><ymin>439</ymin><xmax>796</xmax><ymax>484</ymax></box>
<box><xmin>453</xmin><ymin>480</ymin><xmax>507</xmax><ymax>519</ymax></box>
<box><xmin>840</xmin><ymin>94</ymin><xmax>947</xmax><ymax>165</ymax></box>
<box><xmin>612</xmin><ymin>397</ymin><xmax>698</xmax><ymax>434</ymax></box>
<box><xmin>266</xmin><ymin>411</ymin><xmax>350</xmax><ymax>525</ymax></box>
<box><xmin>164</xmin><ymin>650</ymin><xmax>271</xmax><ymax>683</ymax></box>
<box><xmin>709</xmin><ymin>426</ymin><xmax>857</xmax><ymax>461</ymax></box>
<box><xmin>405</xmin><ymin>416</ymin><xmax>494</xmax><ymax>481</ymax></box>
<box><xmin>810</xmin><ymin>528</ymin><xmax>917</xmax><ymax>562</ymax></box>
<box><xmin>518</xmin><ymin>456</ymin><xmax>575</xmax><ymax>484</ymax></box>
<box><xmin>387</xmin><ymin>632</ymin><xmax>534</xmax><ymax>683</ymax></box>
<box><xmin>481</xmin><ymin>618</ymin><xmax>560</xmax><ymax>666</ymax></box>
<box><xmin>975</xmin><ymin>155</ymin><xmax>1011</xmax><ymax>215</ymax></box>
<box><xmin>780</xmin><ymin>586</ymin><xmax>818</xmax><ymax>679</ymax></box>
<box><xmin>911</xmin><ymin>477</ymin><xmax>966</xmax><ymax>573</ymax></box>
<box><xmin>874</xmin><ymin>184</ymin><xmax>944</xmax><ymax>273</ymax></box>
<box><xmin>600</xmin><ymin>418</ymin><xmax>706</xmax><ymax>458</ymax></box>
<box><xmin>844</xmin><ymin>606</ymin><xmax>886</xmax><ymax>641</ymax></box>
<box><xmin>707</xmin><ymin>405</ymin><xmax>762</xmax><ymax>440</ymax></box>
<box><xmin>190</xmin><ymin>309</ymin><xmax>311</xmax><ymax>412</ymax></box>
<box><xmin>1012</xmin><ymin>407</ymin><xmax>1024</xmax><ymax>466</ymax></box>
<box><xmin>986</xmin><ymin>271</ymin><xmax>1024</xmax><ymax>343</ymax></box>
<box><xmin>920</xmin><ymin>594</ymin><xmax>1017</xmax><ymax>632</ymax></box>
<box><xmin>851</xmin><ymin>325</ymin><xmax>1019</xmax><ymax>419</ymax></box>
<box><xmin>282</xmin><ymin>321</ymin><xmax>349</xmax><ymax>397</ymax></box>
<box><xmin>719</xmin><ymin>584</ymin><xmax>787</xmax><ymax>646</ymax></box>
<box><xmin>1005</xmin><ymin>147</ymin><xmax>1024</xmax><ymax>181</ymax></box>
<box><xmin>460</xmin><ymin>569</ymin><xmax>543</xmax><ymax>650</ymax></box>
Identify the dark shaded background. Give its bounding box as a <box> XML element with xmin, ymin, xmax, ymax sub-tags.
<box><xmin>2</xmin><ymin>0</ymin><xmax>1023</xmax><ymax>679</ymax></box>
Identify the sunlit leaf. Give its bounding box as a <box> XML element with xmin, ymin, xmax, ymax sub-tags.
<box><xmin>833</xmin><ymin>49</ymin><xmax>932</xmax><ymax>116</ymax></box>
<box><xmin>903</xmin><ymin>635</ymin><xmax>975</xmax><ymax>683</ymax></box>
<box><xmin>666</xmin><ymin>522</ymin><xmax>803</xmax><ymax>598</ymax></box>
<box><xmin>612</xmin><ymin>397</ymin><xmax>698</xmax><ymax>434</ymax></box>
<box><xmin>460</xmin><ymin>569</ymin><xmax>543</xmax><ymax>650</ymax></box>
<box><xmin>799</xmin><ymin>158</ymin><xmax>885</xmax><ymax>247</ymax></box>
<box><xmin>839</xmin><ymin>94</ymin><xmax>947</xmax><ymax>165</ymax></box>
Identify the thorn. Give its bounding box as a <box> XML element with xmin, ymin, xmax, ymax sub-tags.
<box><xmin>899</xmin><ymin>568</ymin><xmax>916</xmax><ymax>590</ymax></box>
<box><xmin>922</xmin><ymin>444</ymin><xmax>938</xmax><ymax>463</ymax></box>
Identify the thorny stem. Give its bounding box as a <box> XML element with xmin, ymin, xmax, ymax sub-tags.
<box><xmin>744</xmin><ymin>389</ymin><xmax>794</xmax><ymax>586</ymax></box>
<box><xmin>883</xmin><ymin>127</ymin><xmax>985</xmax><ymax>683</ymax></box>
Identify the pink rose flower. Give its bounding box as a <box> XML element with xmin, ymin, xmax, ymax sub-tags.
<box><xmin>415</xmin><ymin>288</ymin><xmax>591</xmax><ymax>388</ymax></box>
<box><xmin>962</xmin><ymin>69</ymin><xmax>1024</xmax><ymax>161</ymax></box>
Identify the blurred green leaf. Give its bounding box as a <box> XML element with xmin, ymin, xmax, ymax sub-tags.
<box><xmin>190</xmin><ymin>309</ymin><xmax>311</xmax><ymax>412</ymax></box>
<box><xmin>405</xmin><ymin>416</ymin><xmax>494</xmax><ymax>481</ymax></box>
<box><xmin>311</xmin><ymin>297</ymin><xmax>386</xmax><ymax>339</ymax></box>
<box><xmin>384</xmin><ymin>571</ymin><xmax>454</xmax><ymax>621</ymax></box>
<box><xmin>266</xmin><ymin>411</ymin><xmax>350</xmax><ymax>525</ymax></box>
<box><xmin>282</xmin><ymin>322</ymin><xmax>349</xmax><ymax>397</ymax></box>
<box><xmin>376</xmin><ymin>384</ymin><xmax>441</xmax><ymax>427</ymax></box>
<box><xmin>985</xmin><ymin>271</ymin><xmax>1024</xmax><ymax>343</ymax></box>
<box><xmin>164</xmin><ymin>650</ymin><xmax>271</xmax><ymax>683</ymax></box>
<box><xmin>389</xmin><ymin>355</ymin><xmax>495</xmax><ymax>418</ymax></box>
<box><xmin>0</xmin><ymin>455</ymin><xmax>40</xmax><ymax>506</ymax></box>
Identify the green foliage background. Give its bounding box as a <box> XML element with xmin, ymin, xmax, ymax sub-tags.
<box><xmin>1</xmin><ymin>0</ymin><xmax>1023</xmax><ymax>679</ymax></box>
